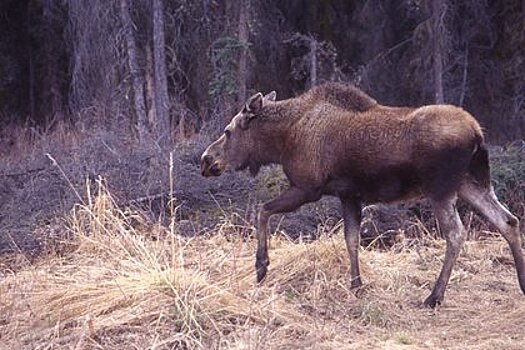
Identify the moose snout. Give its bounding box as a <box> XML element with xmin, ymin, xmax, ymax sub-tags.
<box><xmin>200</xmin><ymin>154</ymin><xmax>212</xmax><ymax>176</ymax></box>
<box><xmin>201</xmin><ymin>153</ymin><xmax>223</xmax><ymax>177</ymax></box>
<box><xmin>202</xmin><ymin>154</ymin><xmax>213</xmax><ymax>166</ymax></box>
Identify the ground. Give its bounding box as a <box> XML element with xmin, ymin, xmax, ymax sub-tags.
<box><xmin>0</xmin><ymin>127</ymin><xmax>524</xmax><ymax>349</ymax></box>
<box><xmin>1</xmin><ymin>185</ymin><xmax>524</xmax><ymax>349</ymax></box>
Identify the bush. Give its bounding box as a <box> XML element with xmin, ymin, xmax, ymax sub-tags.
<box><xmin>489</xmin><ymin>144</ymin><xmax>525</xmax><ymax>220</ymax></box>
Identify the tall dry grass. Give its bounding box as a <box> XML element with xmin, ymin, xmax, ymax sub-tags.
<box><xmin>1</xmin><ymin>179</ymin><xmax>524</xmax><ymax>349</ymax></box>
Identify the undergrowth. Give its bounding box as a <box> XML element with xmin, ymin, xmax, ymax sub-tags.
<box><xmin>1</xmin><ymin>181</ymin><xmax>524</xmax><ymax>349</ymax></box>
<box><xmin>490</xmin><ymin>146</ymin><xmax>525</xmax><ymax>220</ymax></box>
<box><xmin>0</xmin><ymin>124</ymin><xmax>524</xmax><ymax>349</ymax></box>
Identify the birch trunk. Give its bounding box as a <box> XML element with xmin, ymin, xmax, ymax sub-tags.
<box><xmin>237</xmin><ymin>0</ymin><xmax>249</xmax><ymax>104</ymax></box>
<box><xmin>152</xmin><ymin>0</ymin><xmax>171</xmax><ymax>147</ymax></box>
<box><xmin>120</xmin><ymin>0</ymin><xmax>148</xmax><ymax>141</ymax></box>
<box><xmin>432</xmin><ymin>0</ymin><xmax>445</xmax><ymax>104</ymax></box>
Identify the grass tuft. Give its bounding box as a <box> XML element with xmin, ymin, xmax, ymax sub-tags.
<box><xmin>1</xmin><ymin>182</ymin><xmax>524</xmax><ymax>349</ymax></box>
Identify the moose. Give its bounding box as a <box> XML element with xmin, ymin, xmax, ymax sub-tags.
<box><xmin>200</xmin><ymin>82</ymin><xmax>525</xmax><ymax>307</ymax></box>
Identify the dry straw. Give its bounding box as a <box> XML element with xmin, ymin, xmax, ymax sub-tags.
<box><xmin>1</xmin><ymin>178</ymin><xmax>524</xmax><ymax>349</ymax></box>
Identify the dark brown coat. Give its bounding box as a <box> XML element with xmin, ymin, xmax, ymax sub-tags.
<box><xmin>201</xmin><ymin>82</ymin><xmax>525</xmax><ymax>307</ymax></box>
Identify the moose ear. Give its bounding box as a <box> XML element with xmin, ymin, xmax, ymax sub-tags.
<box><xmin>264</xmin><ymin>91</ymin><xmax>276</xmax><ymax>101</ymax></box>
<box><xmin>240</xmin><ymin>92</ymin><xmax>264</xmax><ymax>130</ymax></box>
<box><xmin>246</xmin><ymin>92</ymin><xmax>263</xmax><ymax>113</ymax></box>
<box><xmin>239</xmin><ymin>114</ymin><xmax>254</xmax><ymax>130</ymax></box>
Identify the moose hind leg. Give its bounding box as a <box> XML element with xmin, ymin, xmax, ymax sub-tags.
<box><xmin>459</xmin><ymin>182</ymin><xmax>525</xmax><ymax>294</ymax></box>
<box><xmin>424</xmin><ymin>196</ymin><xmax>466</xmax><ymax>308</ymax></box>
<box><xmin>341</xmin><ymin>198</ymin><xmax>362</xmax><ymax>288</ymax></box>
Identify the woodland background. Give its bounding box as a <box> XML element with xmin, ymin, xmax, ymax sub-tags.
<box><xmin>1</xmin><ymin>1</ymin><xmax>525</xmax><ymax>348</ymax></box>
<box><xmin>1</xmin><ymin>0</ymin><xmax>524</xmax><ymax>144</ymax></box>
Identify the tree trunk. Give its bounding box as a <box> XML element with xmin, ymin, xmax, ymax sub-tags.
<box><xmin>28</xmin><ymin>49</ymin><xmax>35</xmax><ymax>120</ymax></box>
<box><xmin>309</xmin><ymin>36</ymin><xmax>317</xmax><ymax>88</ymax></box>
<box><xmin>145</xmin><ymin>45</ymin><xmax>156</xmax><ymax>131</ymax></box>
<box><xmin>120</xmin><ymin>0</ymin><xmax>148</xmax><ymax>141</ymax></box>
<box><xmin>458</xmin><ymin>45</ymin><xmax>469</xmax><ymax>107</ymax></box>
<box><xmin>237</xmin><ymin>0</ymin><xmax>249</xmax><ymax>104</ymax></box>
<box><xmin>523</xmin><ymin>0</ymin><xmax>525</xmax><ymax>34</ymax></box>
<box><xmin>44</xmin><ymin>2</ymin><xmax>63</xmax><ymax>123</ymax></box>
<box><xmin>152</xmin><ymin>0</ymin><xmax>171</xmax><ymax>147</ymax></box>
<box><xmin>432</xmin><ymin>0</ymin><xmax>445</xmax><ymax>104</ymax></box>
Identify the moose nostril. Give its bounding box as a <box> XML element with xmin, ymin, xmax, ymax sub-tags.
<box><xmin>203</xmin><ymin>155</ymin><xmax>213</xmax><ymax>165</ymax></box>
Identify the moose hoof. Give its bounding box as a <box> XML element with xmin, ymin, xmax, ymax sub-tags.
<box><xmin>256</xmin><ymin>266</ymin><xmax>267</xmax><ymax>283</ymax></box>
<box><xmin>519</xmin><ymin>275</ymin><xmax>525</xmax><ymax>295</ymax></box>
<box><xmin>255</xmin><ymin>260</ymin><xmax>269</xmax><ymax>283</ymax></box>
<box><xmin>350</xmin><ymin>277</ymin><xmax>363</xmax><ymax>289</ymax></box>
<box><xmin>423</xmin><ymin>294</ymin><xmax>442</xmax><ymax>308</ymax></box>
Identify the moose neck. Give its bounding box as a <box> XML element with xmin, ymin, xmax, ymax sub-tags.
<box><xmin>249</xmin><ymin>100</ymin><xmax>299</xmax><ymax>166</ymax></box>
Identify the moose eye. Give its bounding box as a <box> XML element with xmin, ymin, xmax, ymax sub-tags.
<box><xmin>224</xmin><ymin>129</ymin><xmax>231</xmax><ymax>138</ymax></box>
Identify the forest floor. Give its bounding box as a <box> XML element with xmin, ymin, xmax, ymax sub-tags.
<box><xmin>0</xmin><ymin>125</ymin><xmax>524</xmax><ymax>349</ymax></box>
<box><xmin>1</xmin><ymin>189</ymin><xmax>524</xmax><ymax>349</ymax></box>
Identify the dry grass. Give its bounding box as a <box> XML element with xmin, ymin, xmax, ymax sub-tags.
<box><xmin>1</xmin><ymin>182</ymin><xmax>524</xmax><ymax>349</ymax></box>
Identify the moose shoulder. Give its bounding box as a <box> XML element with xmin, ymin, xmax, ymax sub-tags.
<box><xmin>201</xmin><ymin>82</ymin><xmax>525</xmax><ymax>307</ymax></box>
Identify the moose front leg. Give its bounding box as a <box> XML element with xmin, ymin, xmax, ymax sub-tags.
<box><xmin>256</xmin><ymin>187</ymin><xmax>321</xmax><ymax>282</ymax></box>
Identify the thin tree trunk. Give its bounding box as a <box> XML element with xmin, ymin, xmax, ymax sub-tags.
<box><xmin>29</xmin><ymin>50</ymin><xmax>35</xmax><ymax>120</ymax></box>
<box><xmin>432</xmin><ymin>0</ymin><xmax>445</xmax><ymax>104</ymax></box>
<box><xmin>145</xmin><ymin>45</ymin><xmax>156</xmax><ymax>131</ymax></box>
<box><xmin>237</xmin><ymin>0</ymin><xmax>249</xmax><ymax>104</ymax></box>
<box><xmin>309</xmin><ymin>36</ymin><xmax>317</xmax><ymax>88</ymax></box>
<box><xmin>120</xmin><ymin>0</ymin><xmax>148</xmax><ymax>141</ymax></box>
<box><xmin>152</xmin><ymin>0</ymin><xmax>171</xmax><ymax>147</ymax></box>
<box><xmin>523</xmin><ymin>0</ymin><xmax>525</xmax><ymax>34</ymax></box>
<box><xmin>24</xmin><ymin>0</ymin><xmax>33</xmax><ymax>120</ymax></box>
<box><xmin>41</xmin><ymin>0</ymin><xmax>64</xmax><ymax>123</ymax></box>
<box><xmin>459</xmin><ymin>45</ymin><xmax>469</xmax><ymax>107</ymax></box>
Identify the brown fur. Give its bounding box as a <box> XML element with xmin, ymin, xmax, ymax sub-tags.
<box><xmin>201</xmin><ymin>82</ymin><xmax>525</xmax><ymax>307</ymax></box>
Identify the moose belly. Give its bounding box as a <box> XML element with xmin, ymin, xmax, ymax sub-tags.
<box><xmin>325</xmin><ymin>166</ymin><xmax>422</xmax><ymax>204</ymax></box>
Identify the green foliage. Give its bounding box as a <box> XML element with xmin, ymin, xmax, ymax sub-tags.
<box><xmin>256</xmin><ymin>166</ymin><xmax>288</xmax><ymax>198</ymax></box>
<box><xmin>396</xmin><ymin>333</ymin><xmax>413</xmax><ymax>345</ymax></box>
<box><xmin>208</xmin><ymin>36</ymin><xmax>250</xmax><ymax>98</ymax></box>
<box><xmin>356</xmin><ymin>301</ymin><xmax>386</xmax><ymax>327</ymax></box>
<box><xmin>490</xmin><ymin>146</ymin><xmax>525</xmax><ymax>213</ymax></box>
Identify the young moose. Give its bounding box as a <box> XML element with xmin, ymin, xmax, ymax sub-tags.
<box><xmin>200</xmin><ymin>82</ymin><xmax>525</xmax><ymax>307</ymax></box>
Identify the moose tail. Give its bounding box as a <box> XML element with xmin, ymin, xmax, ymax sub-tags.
<box><xmin>468</xmin><ymin>135</ymin><xmax>491</xmax><ymax>189</ymax></box>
